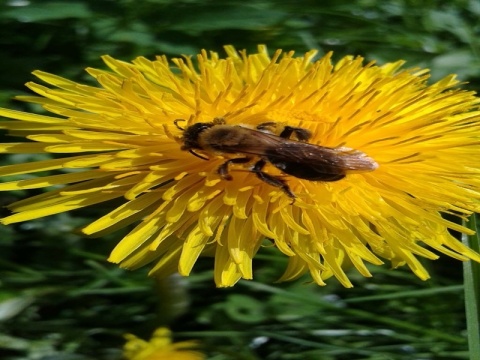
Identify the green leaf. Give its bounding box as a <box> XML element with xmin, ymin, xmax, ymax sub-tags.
<box><xmin>168</xmin><ymin>4</ymin><xmax>286</xmax><ymax>33</ymax></box>
<box><xmin>223</xmin><ymin>294</ymin><xmax>268</xmax><ymax>323</ymax></box>
<box><xmin>2</xmin><ymin>2</ymin><xmax>91</xmax><ymax>21</ymax></box>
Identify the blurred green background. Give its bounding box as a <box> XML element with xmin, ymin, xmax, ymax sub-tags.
<box><xmin>1</xmin><ymin>0</ymin><xmax>479</xmax><ymax>359</ymax></box>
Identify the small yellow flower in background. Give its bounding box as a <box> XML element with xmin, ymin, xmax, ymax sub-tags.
<box><xmin>1</xmin><ymin>45</ymin><xmax>480</xmax><ymax>287</ymax></box>
<box><xmin>123</xmin><ymin>327</ymin><xmax>205</xmax><ymax>360</ymax></box>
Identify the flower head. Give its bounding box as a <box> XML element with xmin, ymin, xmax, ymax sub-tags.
<box><xmin>123</xmin><ymin>327</ymin><xmax>204</xmax><ymax>360</ymax></box>
<box><xmin>1</xmin><ymin>45</ymin><xmax>480</xmax><ymax>287</ymax></box>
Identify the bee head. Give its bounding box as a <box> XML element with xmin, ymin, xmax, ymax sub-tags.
<box><xmin>180</xmin><ymin>122</ymin><xmax>215</xmax><ymax>150</ymax></box>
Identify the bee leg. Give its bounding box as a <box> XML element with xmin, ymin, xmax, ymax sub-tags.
<box><xmin>256</xmin><ymin>122</ymin><xmax>278</xmax><ymax>132</ymax></box>
<box><xmin>279</xmin><ymin>126</ymin><xmax>311</xmax><ymax>141</ymax></box>
<box><xmin>217</xmin><ymin>157</ymin><xmax>251</xmax><ymax>180</ymax></box>
<box><xmin>188</xmin><ymin>149</ymin><xmax>209</xmax><ymax>160</ymax></box>
<box><xmin>252</xmin><ymin>160</ymin><xmax>295</xmax><ymax>199</ymax></box>
<box><xmin>212</xmin><ymin>117</ymin><xmax>226</xmax><ymax>125</ymax></box>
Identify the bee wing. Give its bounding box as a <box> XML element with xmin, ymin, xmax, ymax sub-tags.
<box><xmin>331</xmin><ymin>147</ymin><xmax>379</xmax><ymax>172</ymax></box>
<box><xmin>208</xmin><ymin>127</ymin><xmax>287</xmax><ymax>156</ymax></box>
<box><xmin>269</xmin><ymin>143</ymin><xmax>377</xmax><ymax>171</ymax></box>
<box><xmin>264</xmin><ymin>142</ymin><xmax>377</xmax><ymax>182</ymax></box>
<box><xmin>207</xmin><ymin>126</ymin><xmax>378</xmax><ymax>174</ymax></box>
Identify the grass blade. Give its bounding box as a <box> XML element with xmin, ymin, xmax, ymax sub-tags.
<box><xmin>462</xmin><ymin>214</ymin><xmax>480</xmax><ymax>360</ymax></box>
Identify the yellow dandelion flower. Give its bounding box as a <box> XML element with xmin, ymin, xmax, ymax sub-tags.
<box><xmin>1</xmin><ymin>45</ymin><xmax>480</xmax><ymax>288</ymax></box>
<box><xmin>123</xmin><ymin>327</ymin><xmax>205</xmax><ymax>360</ymax></box>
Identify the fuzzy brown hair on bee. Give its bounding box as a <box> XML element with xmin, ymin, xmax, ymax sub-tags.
<box><xmin>174</xmin><ymin>117</ymin><xmax>378</xmax><ymax>198</ymax></box>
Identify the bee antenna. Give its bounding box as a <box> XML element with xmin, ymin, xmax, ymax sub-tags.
<box><xmin>174</xmin><ymin>119</ymin><xmax>186</xmax><ymax>130</ymax></box>
<box><xmin>189</xmin><ymin>150</ymin><xmax>209</xmax><ymax>161</ymax></box>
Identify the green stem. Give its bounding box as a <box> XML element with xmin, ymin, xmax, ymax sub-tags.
<box><xmin>462</xmin><ymin>214</ymin><xmax>480</xmax><ymax>360</ymax></box>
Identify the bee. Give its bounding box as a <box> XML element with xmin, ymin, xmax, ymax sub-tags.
<box><xmin>175</xmin><ymin>117</ymin><xmax>378</xmax><ymax>198</ymax></box>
